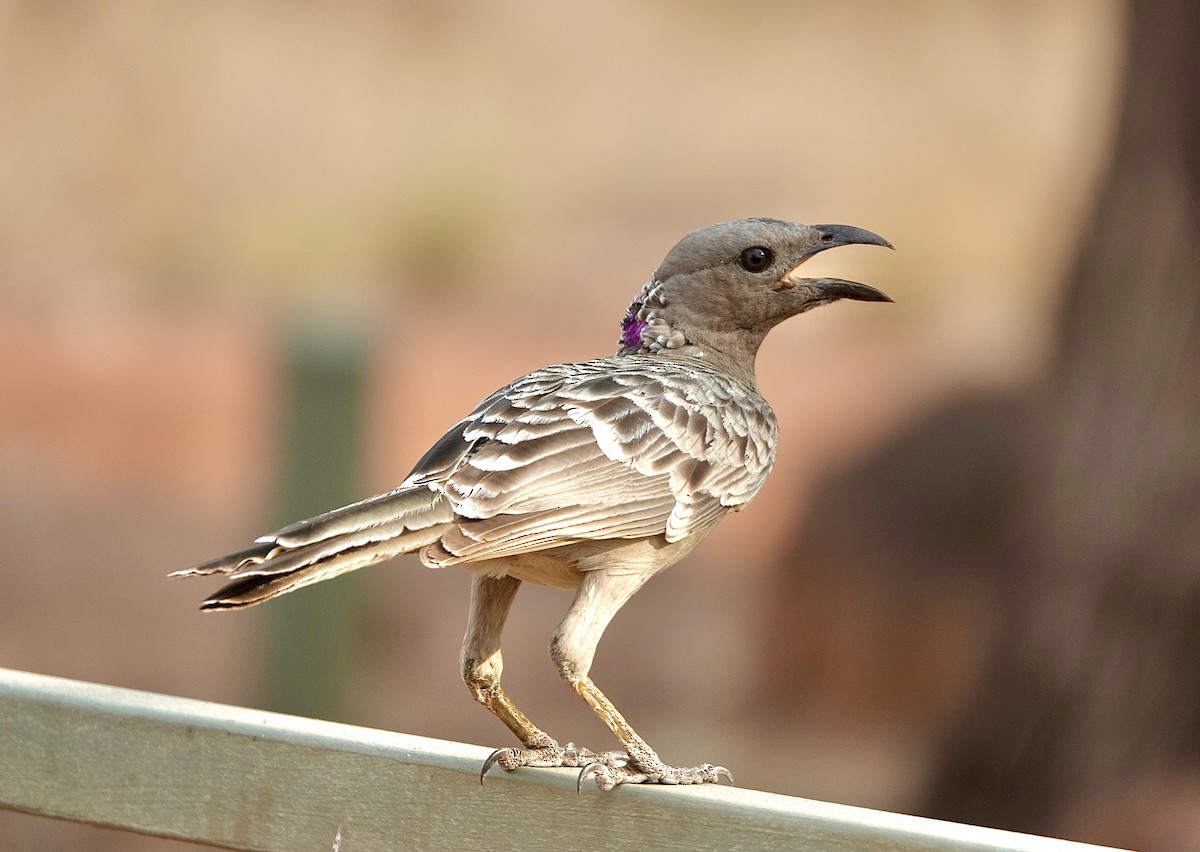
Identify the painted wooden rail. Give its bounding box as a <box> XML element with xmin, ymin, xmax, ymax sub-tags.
<box><xmin>0</xmin><ymin>668</ymin><xmax>1123</xmax><ymax>851</ymax></box>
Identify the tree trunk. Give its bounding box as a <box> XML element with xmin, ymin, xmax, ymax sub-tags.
<box><xmin>925</xmin><ymin>2</ymin><xmax>1200</xmax><ymax>846</ymax></box>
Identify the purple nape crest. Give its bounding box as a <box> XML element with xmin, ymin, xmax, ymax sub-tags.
<box><xmin>618</xmin><ymin>280</ymin><xmax>675</xmax><ymax>354</ymax></box>
<box><xmin>618</xmin><ymin>280</ymin><xmax>655</xmax><ymax>351</ymax></box>
<box><xmin>620</xmin><ymin>310</ymin><xmax>648</xmax><ymax>350</ymax></box>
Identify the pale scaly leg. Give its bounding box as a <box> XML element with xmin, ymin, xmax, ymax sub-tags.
<box><xmin>549</xmin><ymin>569</ymin><xmax>731</xmax><ymax>791</ymax></box>
<box><xmin>462</xmin><ymin>573</ymin><xmax>603</xmax><ymax>780</ymax></box>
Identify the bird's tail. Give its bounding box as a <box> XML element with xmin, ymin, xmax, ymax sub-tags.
<box><xmin>170</xmin><ymin>485</ymin><xmax>454</xmax><ymax>610</ymax></box>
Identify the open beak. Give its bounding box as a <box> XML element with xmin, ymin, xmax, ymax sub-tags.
<box><xmin>779</xmin><ymin>223</ymin><xmax>894</xmax><ymax>302</ymax></box>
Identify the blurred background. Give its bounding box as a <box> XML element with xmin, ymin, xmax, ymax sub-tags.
<box><xmin>3</xmin><ymin>1</ymin><xmax>1197</xmax><ymax>849</ymax></box>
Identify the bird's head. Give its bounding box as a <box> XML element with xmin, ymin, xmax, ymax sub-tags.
<box><xmin>618</xmin><ymin>218</ymin><xmax>892</xmax><ymax>376</ymax></box>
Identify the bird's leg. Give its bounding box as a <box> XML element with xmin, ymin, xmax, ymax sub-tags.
<box><xmin>463</xmin><ymin>572</ymin><xmax>602</xmax><ymax>779</ymax></box>
<box><xmin>565</xmin><ymin>671</ymin><xmax>730</xmax><ymax>790</ymax></box>
<box><xmin>462</xmin><ymin>574</ymin><xmax>550</xmax><ymax>748</ymax></box>
<box><xmin>550</xmin><ymin>569</ymin><xmax>730</xmax><ymax>791</ymax></box>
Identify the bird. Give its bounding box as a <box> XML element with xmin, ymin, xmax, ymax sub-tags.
<box><xmin>173</xmin><ymin>217</ymin><xmax>892</xmax><ymax>791</ymax></box>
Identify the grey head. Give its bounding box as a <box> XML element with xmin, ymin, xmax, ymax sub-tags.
<box><xmin>618</xmin><ymin>217</ymin><xmax>892</xmax><ymax>382</ymax></box>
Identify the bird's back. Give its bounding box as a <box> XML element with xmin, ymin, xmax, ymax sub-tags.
<box><xmin>407</xmin><ymin>354</ymin><xmax>779</xmax><ymax>567</ymax></box>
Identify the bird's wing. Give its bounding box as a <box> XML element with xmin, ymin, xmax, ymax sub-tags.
<box><xmin>404</xmin><ymin>357</ymin><xmax>778</xmax><ymax>563</ymax></box>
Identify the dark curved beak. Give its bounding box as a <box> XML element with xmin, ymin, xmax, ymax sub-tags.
<box><xmin>804</xmin><ymin>277</ymin><xmax>893</xmax><ymax>303</ymax></box>
<box><xmin>781</xmin><ymin>224</ymin><xmax>894</xmax><ymax>303</ymax></box>
<box><xmin>808</xmin><ymin>224</ymin><xmax>894</xmax><ymax>253</ymax></box>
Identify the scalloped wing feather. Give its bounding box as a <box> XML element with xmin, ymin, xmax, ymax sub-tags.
<box><xmin>405</xmin><ymin>356</ymin><xmax>778</xmax><ymax>564</ymax></box>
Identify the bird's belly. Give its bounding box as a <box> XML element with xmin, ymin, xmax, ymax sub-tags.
<box><xmin>464</xmin><ymin>550</ymin><xmax>585</xmax><ymax>591</ymax></box>
<box><xmin>458</xmin><ymin>531</ymin><xmax>715</xmax><ymax>592</ymax></box>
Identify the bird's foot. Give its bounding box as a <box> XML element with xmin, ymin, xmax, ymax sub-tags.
<box><xmin>480</xmin><ymin>740</ymin><xmax>613</xmax><ymax>783</ymax></box>
<box><xmin>577</xmin><ymin>752</ymin><xmax>733</xmax><ymax>792</ymax></box>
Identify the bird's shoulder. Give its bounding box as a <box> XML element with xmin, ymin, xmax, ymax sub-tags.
<box><xmin>404</xmin><ymin>354</ymin><xmax>780</xmax><ymax>554</ymax></box>
<box><xmin>504</xmin><ymin>355</ymin><xmax>776</xmax><ymax>421</ymax></box>
<box><xmin>405</xmin><ymin>355</ymin><xmax>777</xmax><ymax>485</ymax></box>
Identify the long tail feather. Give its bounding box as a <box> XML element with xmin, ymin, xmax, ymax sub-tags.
<box><xmin>172</xmin><ymin>485</ymin><xmax>453</xmax><ymax>610</ymax></box>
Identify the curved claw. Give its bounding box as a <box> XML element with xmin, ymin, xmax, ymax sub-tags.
<box><xmin>576</xmin><ymin>762</ymin><xmax>607</xmax><ymax>795</ymax></box>
<box><xmin>480</xmin><ymin>747</ymin><xmax>510</xmax><ymax>785</ymax></box>
<box><xmin>713</xmin><ymin>765</ymin><xmax>734</xmax><ymax>785</ymax></box>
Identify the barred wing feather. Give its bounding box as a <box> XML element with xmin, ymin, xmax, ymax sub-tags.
<box><xmin>408</xmin><ymin>356</ymin><xmax>778</xmax><ymax>563</ymax></box>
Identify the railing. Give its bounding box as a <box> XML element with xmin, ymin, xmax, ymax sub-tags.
<box><xmin>0</xmin><ymin>668</ymin><xmax>1121</xmax><ymax>851</ymax></box>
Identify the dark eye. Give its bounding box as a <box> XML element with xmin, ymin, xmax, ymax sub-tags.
<box><xmin>738</xmin><ymin>246</ymin><xmax>774</xmax><ymax>273</ymax></box>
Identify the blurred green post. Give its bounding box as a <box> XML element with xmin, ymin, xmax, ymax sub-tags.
<box><xmin>262</xmin><ymin>319</ymin><xmax>368</xmax><ymax>722</ymax></box>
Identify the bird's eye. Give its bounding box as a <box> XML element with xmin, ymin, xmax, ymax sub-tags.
<box><xmin>738</xmin><ymin>246</ymin><xmax>774</xmax><ymax>273</ymax></box>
